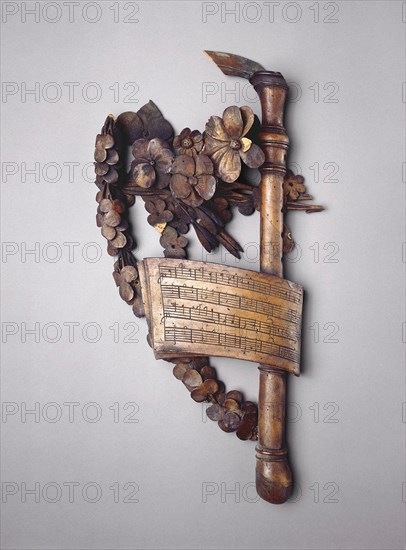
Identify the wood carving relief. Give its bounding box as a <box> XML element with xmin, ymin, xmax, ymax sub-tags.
<box><xmin>93</xmin><ymin>51</ymin><xmax>323</xmax><ymax>504</ymax></box>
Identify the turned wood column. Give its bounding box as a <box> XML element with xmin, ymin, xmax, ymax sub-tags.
<box><xmin>250</xmin><ymin>71</ymin><xmax>292</xmax><ymax>504</ymax></box>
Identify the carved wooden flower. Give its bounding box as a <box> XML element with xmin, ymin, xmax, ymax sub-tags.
<box><xmin>283</xmin><ymin>170</ymin><xmax>306</xmax><ymax>200</ymax></box>
<box><xmin>144</xmin><ymin>198</ymin><xmax>173</xmax><ymax>225</ymax></box>
<box><xmin>159</xmin><ymin>226</ymin><xmax>188</xmax><ymax>258</ymax></box>
<box><xmin>113</xmin><ymin>264</ymin><xmax>139</xmax><ymax>302</ymax></box>
<box><xmin>173</xmin><ymin>128</ymin><xmax>204</xmax><ymax>157</ymax></box>
<box><xmin>94</xmin><ymin>123</ymin><xmax>120</xmax><ymax>187</ymax></box>
<box><xmin>94</xmin><ymin>133</ymin><xmax>114</xmax><ymax>163</ymax></box>
<box><xmin>96</xmin><ymin>198</ymin><xmax>130</xmax><ymax>255</ymax></box>
<box><xmin>115</xmin><ymin>101</ymin><xmax>174</xmax><ymax>145</ymax></box>
<box><xmin>170</xmin><ymin>154</ymin><xmax>216</xmax><ymax>207</ymax></box>
<box><xmin>112</xmin><ymin>263</ymin><xmax>144</xmax><ymax>317</ymax></box>
<box><xmin>128</xmin><ymin>138</ymin><xmax>174</xmax><ymax>190</ymax></box>
<box><xmin>182</xmin><ymin>367</ymin><xmax>219</xmax><ymax>403</ymax></box>
<box><xmin>203</xmin><ymin>106</ymin><xmax>265</xmax><ymax>183</ymax></box>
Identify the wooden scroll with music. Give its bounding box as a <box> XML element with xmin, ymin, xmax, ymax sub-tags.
<box><xmin>139</xmin><ymin>259</ymin><xmax>302</xmax><ymax>375</ymax></box>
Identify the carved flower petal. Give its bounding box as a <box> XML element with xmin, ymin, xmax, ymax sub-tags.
<box><xmin>194</xmin><ymin>141</ymin><xmax>204</xmax><ymax>153</ymax></box>
<box><xmin>190</xmin><ymin>130</ymin><xmax>203</xmax><ymax>142</ymax></box>
<box><xmin>132</xmin><ymin>138</ymin><xmax>150</xmax><ymax>161</ymax></box>
<box><xmin>240</xmin><ymin>137</ymin><xmax>252</xmax><ymax>153</ymax></box>
<box><xmin>209</xmin><ymin>147</ymin><xmax>227</xmax><ymax>177</ymax></box>
<box><xmin>240</xmin><ymin>106</ymin><xmax>255</xmax><ymax>137</ymax></box>
<box><xmin>195</xmin><ymin>154</ymin><xmax>214</xmax><ymax>176</ymax></box>
<box><xmin>195</xmin><ymin>174</ymin><xmax>217</xmax><ymax>200</ymax></box>
<box><xmin>156</xmin><ymin>172</ymin><xmax>171</xmax><ymax>189</ymax></box>
<box><xmin>223</xmin><ymin>106</ymin><xmax>243</xmax><ymax>140</ymax></box>
<box><xmin>96</xmin><ymin>134</ymin><xmax>114</xmax><ymax>150</ymax></box>
<box><xmin>154</xmin><ymin>199</ymin><xmax>166</xmax><ymax>213</ymax></box>
<box><xmin>181</xmin><ymin>148</ymin><xmax>195</xmax><ymax>157</ymax></box>
<box><xmin>94</xmin><ymin>147</ymin><xmax>107</xmax><ymax>163</ymax></box>
<box><xmin>121</xmin><ymin>265</ymin><xmax>138</xmax><ymax>283</ymax></box>
<box><xmin>171</xmin><ymin>154</ymin><xmax>195</xmax><ymax>177</ymax></box>
<box><xmin>218</xmin><ymin>149</ymin><xmax>241</xmax><ymax>183</ymax></box>
<box><xmin>202</xmin><ymin>378</ymin><xmax>218</xmax><ymax>395</ymax></box>
<box><xmin>162</xmin><ymin>210</ymin><xmax>174</xmax><ymax>222</ymax></box>
<box><xmin>104</xmin><ymin>209</ymin><xmax>121</xmax><ymax>227</ymax></box>
<box><xmin>160</xmin><ymin>226</ymin><xmax>178</xmax><ymax>247</ymax></box>
<box><xmin>104</xmin><ymin>167</ymin><xmax>119</xmax><ymax>184</ymax></box>
<box><xmin>144</xmin><ymin>201</ymin><xmax>156</xmax><ymax>214</ymax></box>
<box><xmin>95</xmin><ymin>162</ymin><xmax>109</xmax><ymax>176</ymax></box>
<box><xmin>132</xmin><ymin>162</ymin><xmax>156</xmax><ymax>188</ymax></box>
<box><xmin>154</xmin><ymin>147</ymin><xmax>175</xmax><ymax>174</ymax></box>
<box><xmin>205</xmin><ymin>115</ymin><xmax>229</xmax><ymax>141</ymax></box>
<box><xmin>170</xmin><ymin>173</ymin><xmax>191</xmax><ymax>199</ymax></box>
<box><xmin>203</xmin><ymin>134</ymin><xmax>228</xmax><ymax>156</ymax></box>
<box><xmin>132</xmin><ymin>295</ymin><xmax>145</xmax><ymax>318</ymax></box>
<box><xmin>116</xmin><ymin>111</ymin><xmax>144</xmax><ymax>145</ymax></box>
<box><xmin>177</xmin><ymin>235</ymin><xmax>188</xmax><ymax>248</ymax></box>
<box><xmin>119</xmin><ymin>281</ymin><xmax>134</xmax><ymax>302</ymax></box>
<box><xmin>105</xmin><ymin>148</ymin><xmax>119</xmax><ymax>165</ymax></box>
<box><xmin>190</xmin><ymin>387</ymin><xmax>208</xmax><ymax>402</ymax></box>
<box><xmin>182</xmin><ymin>188</ymin><xmax>204</xmax><ymax>207</ymax></box>
<box><xmin>178</xmin><ymin>127</ymin><xmax>191</xmax><ymax>141</ymax></box>
<box><xmin>148</xmin><ymin>137</ymin><xmax>170</xmax><ymax>158</ymax></box>
<box><xmin>206</xmin><ymin>404</ymin><xmax>225</xmax><ymax>421</ymax></box>
<box><xmin>240</xmin><ymin>143</ymin><xmax>265</xmax><ymax>169</ymax></box>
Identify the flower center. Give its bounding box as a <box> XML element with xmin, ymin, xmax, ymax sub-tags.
<box><xmin>182</xmin><ymin>137</ymin><xmax>193</xmax><ymax>149</ymax></box>
<box><xmin>149</xmin><ymin>159</ymin><xmax>155</xmax><ymax>166</ymax></box>
<box><xmin>230</xmin><ymin>139</ymin><xmax>241</xmax><ymax>150</ymax></box>
<box><xmin>189</xmin><ymin>176</ymin><xmax>198</xmax><ymax>186</ymax></box>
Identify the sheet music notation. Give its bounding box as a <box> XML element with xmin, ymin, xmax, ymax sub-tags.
<box><xmin>138</xmin><ymin>258</ymin><xmax>303</xmax><ymax>375</ymax></box>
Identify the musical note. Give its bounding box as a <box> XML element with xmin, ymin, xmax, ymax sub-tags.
<box><xmin>158</xmin><ymin>264</ymin><xmax>302</xmax><ymax>305</ymax></box>
<box><xmin>142</xmin><ymin>258</ymin><xmax>302</xmax><ymax>373</ymax></box>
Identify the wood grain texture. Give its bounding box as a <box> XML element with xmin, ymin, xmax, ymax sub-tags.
<box><xmin>250</xmin><ymin>70</ymin><xmax>293</xmax><ymax>504</ymax></box>
<box><xmin>138</xmin><ymin>258</ymin><xmax>302</xmax><ymax>375</ymax></box>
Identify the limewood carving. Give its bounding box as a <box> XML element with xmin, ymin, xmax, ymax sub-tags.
<box><xmin>93</xmin><ymin>51</ymin><xmax>323</xmax><ymax>504</ymax></box>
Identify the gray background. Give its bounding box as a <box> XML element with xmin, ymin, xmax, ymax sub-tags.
<box><xmin>1</xmin><ymin>1</ymin><xmax>405</xmax><ymax>548</ymax></box>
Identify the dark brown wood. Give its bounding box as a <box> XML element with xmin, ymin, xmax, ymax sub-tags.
<box><xmin>250</xmin><ymin>70</ymin><xmax>293</xmax><ymax>504</ymax></box>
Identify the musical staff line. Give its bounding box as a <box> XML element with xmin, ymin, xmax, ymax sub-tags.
<box><xmin>164</xmin><ymin>327</ymin><xmax>300</xmax><ymax>365</ymax></box>
<box><xmin>158</xmin><ymin>265</ymin><xmax>302</xmax><ymax>305</ymax></box>
<box><xmin>163</xmin><ymin>303</ymin><xmax>298</xmax><ymax>342</ymax></box>
<box><xmin>161</xmin><ymin>284</ymin><xmax>300</xmax><ymax>324</ymax></box>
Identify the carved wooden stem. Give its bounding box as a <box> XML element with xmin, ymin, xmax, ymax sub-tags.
<box><xmin>250</xmin><ymin>71</ymin><xmax>292</xmax><ymax>504</ymax></box>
